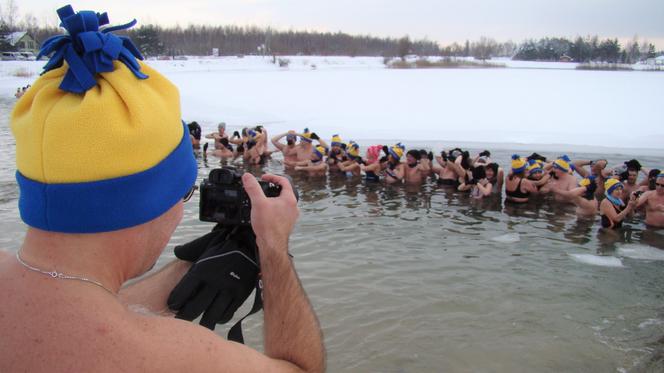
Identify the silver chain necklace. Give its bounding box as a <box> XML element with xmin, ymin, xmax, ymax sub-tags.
<box><xmin>15</xmin><ymin>250</ymin><xmax>116</xmax><ymax>296</ymax></box>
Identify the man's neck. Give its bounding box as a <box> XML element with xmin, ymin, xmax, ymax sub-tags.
<box><xmin>19</xmin><ymin>228</ymin><xmax>143</xmax><ymax>294</ymax></box>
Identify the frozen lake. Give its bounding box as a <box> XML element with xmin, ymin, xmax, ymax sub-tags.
<box><xmin>3</xmin><ymin>56</ymin><xmax>664</xmax><ymax>155</ymax></box>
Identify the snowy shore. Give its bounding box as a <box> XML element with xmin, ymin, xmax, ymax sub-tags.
<box><xmin>3</xmin><ymin>56</ymin><xmax>663</xmax><ymax>155</ymax></box>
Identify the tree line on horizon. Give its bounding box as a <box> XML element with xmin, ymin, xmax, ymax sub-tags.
<box><xmin>0</xmin><ymin>0</ymin><xmax>660</xmax><ymax>64</ymax></box>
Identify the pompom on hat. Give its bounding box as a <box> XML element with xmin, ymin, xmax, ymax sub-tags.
<box><xmin>11</xmin><ymin>5</ymin><xmax>197</xmax><ymax>233</ymax></box>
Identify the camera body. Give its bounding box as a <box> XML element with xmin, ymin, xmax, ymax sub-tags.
<box><xmin>200</xmin><ymin>167</ymin><xmax>281</xmax><ymax>225</ymax></box>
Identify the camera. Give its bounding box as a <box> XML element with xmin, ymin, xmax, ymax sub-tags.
<box><xmin>199</xmin><ymin>166</ymin><xmax>291</xmax><ymax>225</ymax></box>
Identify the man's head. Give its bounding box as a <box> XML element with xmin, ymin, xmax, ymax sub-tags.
<box><xmin>657</xmin><ymin>173</ymin><xmax>664</xmax><ymax>195</ymax></box>
<box><xmin>218</xmin><ymin>122</ymin><xmax>226</xmax><ymax>135</ymax></box>
<box><xmin>406</xmin><ymin>149</ymin><xmax>421</xmax><ymax>167</ymax></box>
<box><xmin>648</xmin><ymin>169</ymin><xmax>661</xmax><ymax>190</ymax></box>
<box><xmin>11</xmin><ymin>5</ymin><xmax>197</xmax><ymax>238</ymax></box>
<box><xmin>552</xmin><ymin>158</ymin><xmax>571</xmax><ymax>178</ymax></box>
<box><xmin>331</xmin><ymin>134</ymin><xmax>343</xmax><ymax>151</ymax></box>
<box><xmin>286</xmin><ymin>133</ymin><xmax>297</xmax><ymax>146</ymax></box>
<box><xmin>627</xmin><ymin>169</ymin><xmax>638</xmax><ymax>184</ymax></box>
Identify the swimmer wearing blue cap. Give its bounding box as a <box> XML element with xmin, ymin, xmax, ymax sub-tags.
<box><xmin>600</xmin><ymin>179</ymin><xmax>638</xmax><ymax>229</ymax></box>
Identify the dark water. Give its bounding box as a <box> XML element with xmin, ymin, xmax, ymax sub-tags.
<box><xmin>2</xmin><ymin>98</ymin><xmax>664</xmax><ymax>372</ymax></box>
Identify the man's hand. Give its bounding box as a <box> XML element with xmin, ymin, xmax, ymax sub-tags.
<box><xmin>242</xmin><ymin>174</ymin><xmax>299</xmax><ymax>252</ymax></box>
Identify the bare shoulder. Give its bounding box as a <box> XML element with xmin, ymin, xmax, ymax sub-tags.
<box><xmin>0</xmin><ymin>249</ymin><xmax>10</xmax><ymax>262</ymax></box>
<box><xmin>123</xmin><ymin>314</ymin><xmax>295</xmax><ymax>373</ymax></box>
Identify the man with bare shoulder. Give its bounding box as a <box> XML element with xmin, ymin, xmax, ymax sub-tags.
<box><xmin>403</xmin><ymin>149</ymin><xmax>432</xmax><ymax>185</ymax></box>
<box><xmin>636</xmin><ymin>173</ymin><xmax>664</xmax><ymax>228</ymax></box>
<box><xmin>295</xmin><ymin>128</ymin><xmax>328</xmax><ymax>162</ymax></box>
<box><xmin>540</xmin><ymin>157</ymin><xmax>578</xmax><ymax>203</ymax></box>
<box><xmin>271</xmin><ymin>130</ymin><xmax>300</xmax><ymax>167</ymax></box>
<box><xmin>0</xmin><ymin>7</ymin><xmax>325</xmax><ymax>373</ymax></box>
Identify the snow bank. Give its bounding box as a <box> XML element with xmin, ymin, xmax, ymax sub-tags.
<box><xmin>3</xmin><ymin>56</ymin><xmax>663</xmax><ymax>152</ymax></box>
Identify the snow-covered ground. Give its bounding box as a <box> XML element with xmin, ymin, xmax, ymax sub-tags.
<box><xmin>3</xmin><ymin>56</ymin><xmax>663</xmax><ymax>155</ymax></box>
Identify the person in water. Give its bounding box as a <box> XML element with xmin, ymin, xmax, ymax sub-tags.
<box><xmin>636</xmin><ymin>172</ymin><xmax>664</xmax><ymax>228</ymax></box>
<box><xmin>600</xmin><ymin>179</ymin><xmax>638</xmax><ymax>229</ymax></box>
<box><xmin>551</xmin><ymin>176</ymin><xmax>599</xmax><ymax>217</ymax></box>
<box><xmin>505</xmin><ymin>155</ymin><xmax>539</xmax><ymax>203</ymax></box>
<box><xmin>327</xmin><ymin>134</ymin><xmax>347</xmax><ymax>173</ymax></box>
<box><xmin>294</xmin><ymin>128</ymin><xmax>328</xmax><ymax>162</ymax></box>
<box><xmin>271</xmin><ymin>130</ymin><xmax>300</xmax><ymax>167</ymax></box>
<box><xmin>207</xmin><ymin>137</ymin><xmax>234</xmax><ymax>158</ymax></box>
<box><xmin>458</xmin><ymin>165</ymin><xmax>493</xmax><ymax>199</ymax></box>
<box><xmin>294</xmin><ymin>145</ymin><xmax>329</xmax><ymax>175</ymax></box>
<box><xmin>383</xmin><ymin>143</ymin><xmax>406</xmax><ymax>184</ymax></box>
<box><xmin>526</xmin><ymin>159</ymin><xmax>550</xmax><ymax>191</ymax></box>
<box><xmin>433</xmin><ymin>150</ymin><xmax>461</xmax><ymax>187</ymax></box>
<box><xmin>0</xmin><ymin>6</ymin><xmax>325</xmax><ymax>372</ymax></box>
<box><xmin>484</xmin><ymin>162</ymin><xmax>504</xmax><ymax>194</ymax></box>
<box><xmin>338</xmin><ymin>141</ymin><xmax>363</xmax><ymax>177</ymax></box>
<box><xmin>403</xmin><ymin>149</ymin><xmax>432</xmax><ymax>185</ymax></box>
<box><xmin>540</xmin><ymin>156</ymin><xmax>578</xmax><ymax>203</ymax></box>
<box><xmin>187</xmin><ymin>121</ymin><xmax>202</xmax><ymax>149</ymax></box>
<box><xmin>205</xmin><ymin>122</ymin><xmax>229</xmax><ymax>149</ymax></box>
<box><xmin>638</xmin><ymin>169</ymin><xmax>662</xmax><ymax>192</ymax></box>
<box><xmin>359</xmin><ymin>145</ymin><xmax>386</xmax><ymax>182</ymax></box>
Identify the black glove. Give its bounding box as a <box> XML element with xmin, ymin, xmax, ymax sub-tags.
<box><xmin>233</xmin><ymin>131</ymin><xmax>240</xmax><ymax>138</ymax></box>
<box><xmin>340</xmin><ymin>143</ymin><xmax>347</xmax><ymax>150</ymax></box>
<box><xmin>355</xmin><ymin>157</ymin><xmax>365</xmax><ymax>165</ymax></box>
<box><xmin>468</xmin><ymin>178</ymin><xmax>478</xmax><ymax>185</ymax></box>
<box><xmin>310</xmin><ymin>132</ymin><xmax>320</xmax><ymax>140</ymax></box>
<box><xmin>427</xmin><ymin>151</ymin><xmax>434</xmax><ymax>161</ymax></box>
<box><xmin>168</xmin><ymin>227</ymin><xmax>261</xmax><ymax>332</ymax></box>
<box><xmin>382</xmin><ymin>145</ymin><xmax>390</xmax><ymax>156</ymax></box>
<box><xmin>441</xmin><ymin>151</ymin><xmax>448</xmax><ymax>162</ymax></box>
<box><xmin>203</xmin><ymin>142</ymin><xmax>209</xmax><ymax>153</ymax></box>
<box><xmin>479</xmin><ymin>150</ymin><xmax>491</xmax><ymax>158</ymax></box>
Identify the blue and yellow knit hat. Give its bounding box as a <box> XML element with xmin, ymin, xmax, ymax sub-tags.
<box><xmin>331</xmin><ymin>134</ymin><xmax>343</xmax><ymax>148</ymax></box>
<box><xmin>389</xmin><ymin>143</ymin><xmax>405</xmax><ymax>160</ymax></box>
<box><xmin>553</xmin><ymin>156</ymin><xmax>571</xmax><ymax>173</ymax></box>
<box><xmin>300</xmin><ymin>128</ymin><xmax>313</xmax><ymax>143</ymax></box>
<box><xmin>10</xmin><ymin>5</ymin><xmax>197</xmax><ymax>233</ymax></box>
<box><xmin>313</xmin><ymin>145</ymin><xmax>328</xmax><ymax>160</ymax></box>
<box><xmin>604</xmin><ymin>178</ymin><xmax>624</xmax><ymax>195</ymax></box>
<box><xmin>346</xmin><ymin>141</ymin><xmax>360</xmax><ymax>159</ymax></box>
<box><xmin>527</xmin><ymin>159</ymin><xmax>543</xmax><ymax>175</ymax></box>
<box><xmin>511</xmin><ymin>155</ymin><xmax>527</xmax><ymax>174</ymax></box>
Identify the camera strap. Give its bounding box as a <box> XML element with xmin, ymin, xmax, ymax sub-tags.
<box><xmin>227</xmin><ymin>274</ymin><xmax>263</xmax><ymax>343</ymax></box>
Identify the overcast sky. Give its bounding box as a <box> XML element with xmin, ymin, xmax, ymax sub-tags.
<box><xmin>16</xmin><ymin>0</ymin><xmax>664</xmax><ymax>48</ymax></box>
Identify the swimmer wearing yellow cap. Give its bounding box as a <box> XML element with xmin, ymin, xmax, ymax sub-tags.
<box><xmin>384</xmin><ymin>143</ymin><xmax>406</xmax><ymax>184</ymax></box>
<box><xmin>293</xmin><ymin>128</ymin><xmax>328</xmax><ymax>163</ymax></box>
<box><xmin>540</xmin><ymin>156</ymin><xmax>579</xmax><ymax>203</ymax></box>
<box><xmin>294</xmin><ymin>144</ymin><xmax>329</xmax><ymax>175</ymax></box>
<box><xmin>600</xmin><ymin>178</ymin><xmax>638</xmax><ymax>229</ymax></box>
<box><xmin>337</xmin><ymin>141</ymin><xmax>363</xmax><ymax>177</ymax></box>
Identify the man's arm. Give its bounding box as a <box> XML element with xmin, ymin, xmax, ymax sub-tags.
<box><xmin>119</xmin><ymin>259</ymin><xmax>191</xmax><ymax>315</ymax></box>
<box><xmin>243</xmin><ymin>173</ymin><xmax>326</xmax><ymax>373</ymax></box>
<box><xmin>271</xmin><ymin>133</ymin><xmax>287</xmax><ymax>151</ymax></box>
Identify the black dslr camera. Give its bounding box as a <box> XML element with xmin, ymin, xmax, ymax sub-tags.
<box><xmin>199</xmin><ymin>166</ymin><xmax>283</xmax><ymax>225</ymax></box>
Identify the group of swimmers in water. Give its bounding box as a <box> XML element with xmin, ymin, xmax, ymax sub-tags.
<box><xmin>14</xmin><ymin>85</ymin><xmax>31</xmax><ymax>99</ymax></box>
<box><xmin>186</xmin><ymin>121</ymin><xmax>664</xmax><ymax>231</ymax></box>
